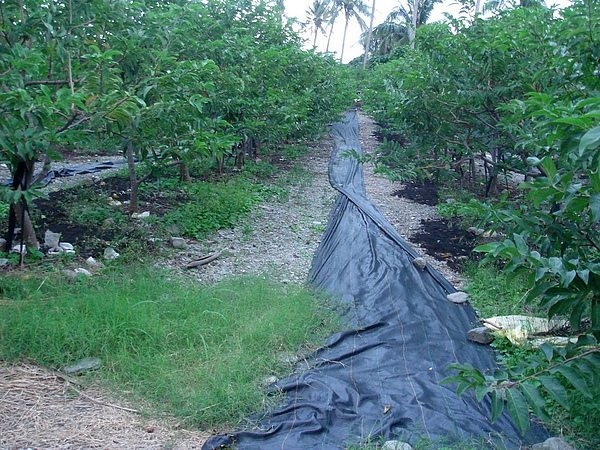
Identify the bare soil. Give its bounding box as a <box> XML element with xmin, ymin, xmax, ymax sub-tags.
<box><xmin>1</xmin><ymin>112</ymin><xmax>475</xmax><ymax>449</ymax></box>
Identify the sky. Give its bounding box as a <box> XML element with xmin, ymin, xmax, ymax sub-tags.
<box><xmin>284</xmin><ymin>0</ymin><xmax>573</xmax><ymax>63</ymax></box>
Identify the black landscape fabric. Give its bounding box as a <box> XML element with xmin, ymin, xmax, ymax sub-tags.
<box><xmin>0</xmin><ymin>160</ymin><xmax>127</xmax><ymax>187</ymax></box>
<box><xmin>206</xmin><ymin>111</ymin><xmax>547</xmax><ymax>449</ymax></box>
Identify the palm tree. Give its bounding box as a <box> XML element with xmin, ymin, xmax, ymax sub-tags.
<box><xmin>306</xmin><ymin>0</ymin><xmax>332</xmax><ymax>47</ymax></box>
<box><xmin>362</xmin><ymin>0</ymin><xmax>376</xmax><ymax>68</ymax></box>
<box><xmin>409</xmin><ymin>0</ymin><xmax>418</xmax><ymax>46</ymax></box>
<box><xmin>325</xmin><ymin>6</ymin><xmax>340</xmax><ymax>52</ymax></box>
<box><xmin>386</xmin><ymin>0</ymin><xmax>442</xmax><ymax>28</ymax></box>
<box><xmin>335</xmin><ymin>0</ymin><xmax>368</xmax><ymax>63</ymax></box>
<box><xmin>361</xmin><ymin>0</ymin><xmax>441</xmax><ymax>58</ymax></box>
<box><xmin>365</xmin><ymin>20</ymin><xmax>409</xmax><ymax>55</ymax></box>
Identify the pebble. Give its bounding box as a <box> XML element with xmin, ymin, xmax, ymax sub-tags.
<box><xmin>447</xmin><ymin>292</ymin><xmax>469</xmax><ymax>304</ymax></box>
<box><xmin>104</xmin><ymin>247</ymin><xmax>120</xmax><ymax>260</ymax></box>
<box><xmin>382</xmin><ymin>441</ymin><xmax>413</xmax><ymax>450</ymax></box>
<box><xmin>531</xmin><ymin>437</ymin><xmax>575</xmax><ymax>450</ymax></box>
<box><xmin>74</xmin><ymin>268</ymin><xmax>92</xmax><ymax>276</ymax></box>
<box><xmin>412</xmin><ymin>257</ymin><xmax>427</xmax><ymax>271</ymax></box>
<box><xmin>467</xmin><ymin>327</ymin><xmax>494</xmax><ymax>344</ymax></box>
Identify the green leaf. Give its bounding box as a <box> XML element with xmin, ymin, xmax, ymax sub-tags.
<box><xmin>505</xmin><ymin>388</ymin><xmax>530</xmax><ymax>435</ymax></box>
<box><xmin>520</xmin><ymin>382</ymin><xmax>551</xmax><ymax>423</ymax></box>
<box><xmin>539</xmin><ymin>156</ymin><xmax>557</xmax><ymax>179</ymax></box>
<box><xmin>473</xmin><ymin>242</ymin><xmax>500</xmax><ymax>253</ymax></box>
<box><xmin>456</xmin><ymin>380</ymin><xmax>475</xmax><ymax>397</ymax></box>
<box><xmin>554</xmin><ymin>117</ymin><xmax>588</xmax><ymax>128</ymax></box>
<box><xmin>514</xmin><ymin>234</ymin><xmax>529</xmax><ymax>255</ymax></box>
<box><xmin>475</xmin><ymin>384</ymin><xmax>492</xmax><ymax>402</ymax></box>
<box><xmin>590</xmin><ymin>193</ymin><xmax>600</xmax><ymax>223</ymax></box>
<box><xmin>539</xmin><ymin>343</ymin><xmax>555</xmax><ymax>362</ymax></box>
<box><xmin>579</xmin><ymin>126</ymin><xmax>600</xmax><ymax>154</ymax></box>
<box><xmin>538</xmin><ymin>375</ymin><xmax>570</xmax><ymax>409</ymax></box>
<box><xmin>552</xmin><ymin>365</ymin><xmax>592</xmax><ymax>398</ymax></box>
<box><xmin>439</xmin><ymin>375</ymin><xmax>466</xmax><ymax>385</ymax></box>
<box><xmin>490</xmin><ymin>389</ymin><xmax>504</xmax><ymax>424</ymax></box>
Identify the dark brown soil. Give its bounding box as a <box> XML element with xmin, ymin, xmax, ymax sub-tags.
<box><xmin>26</xmin><ymin>175</ymin><xmax>173</xmax><ymax>259</ymax></box>
<box><xmin>392</xmin><ymin>181</ymin><xmax>479</xmax><ymax>271</ymax></box>
<box><xmin>392</xmin><ymin>181</ymin><xmax>439</xmax><ymax>206</ymax></box>
<box><xmin>413</xmin><ymin>218</ymin><xmax>479</xmax><ymax>271</ymax></box>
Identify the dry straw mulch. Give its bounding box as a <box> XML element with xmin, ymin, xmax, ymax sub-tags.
<box><xmin>0</xmin><ymin>363</ymin><xmax>208</xmax><ymax>450</ymax></box>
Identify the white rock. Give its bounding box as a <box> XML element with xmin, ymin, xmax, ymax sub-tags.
<box><xmin>170</xmin><ymin>237</ymin><xmax>188</xmax><ymax>249</ymax></box>
<box><xmin>382</xmin><ymin>441</ymin><xmax>413</xmax><ymax>450</ymax></box>
<box><xmin>447</xmin><ymin>292</ymin><xmax>469</xmax><ymax>304</ymax></box>
<box><xmin>412</xmin><ymin>257</ymin><xmax>427</xmax><ymax>271</ymax></box>
<box><xmin>133</xmin><ymin>211</ymin><xmax>150</xmax><ymax>219</ymax></box>
<box><xmin>104</xmin><ymin>247</ymin><xmax>120</xmax><ymax>260</ymax></box>
<box><xmin>86</xmin><ymin>256</ymin><xmax>103</xmax><ymax>267</ymax></box>
<box><xmin>62</xmin><ymin>269</ymin><xmax>78</xmax><ymax>279</ymax></box>
<box><xmin>12</xmin><ymin>244</ymin><xmax>26</xmax><ymax>254</ymax></box>
<box><xmin>59</xmin><ymin>242</ymin><xmax>75</xmax><ymax>253</ymax></box>
<box><xmin>0</xmin><ymin>258</ymin><xmax>8</xmax><ymax>267</ymax></box>
<box><xmin>44</xmin><ymin>230</ymin><xmax>61</xmax><ymax>249</ymax></box>
<box><xmin>532</xmin><ymin>437</ymin><xmax>575</xmax><ymax>450</ymax></box>
<box><xmin>74</xmin><ymin>268</ymin><xmax>92</xmax><ymax>276</ymax></box>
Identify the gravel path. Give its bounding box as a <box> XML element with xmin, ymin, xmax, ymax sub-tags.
<box><xmin>178</xmin><ymin>111</ymin><xmax>465</xmax><ymax>289</ymax></box>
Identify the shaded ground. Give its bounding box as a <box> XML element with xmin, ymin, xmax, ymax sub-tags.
<box><xmin>413</xmin><ymin>218</ymin><xmax>479</xmax><ymax>271</ymax></box>
<box><xmin>392</xmin><ymin>181</ymin><xmax>479</xmax><ymax>271</ymax></box>
<box><xmin>392</xmin><ymin>181</ymin><xmax>439</xmax><ymax>206</ymax></box>
<box><xmin>30</xmin><ymin>175</ymin><xmax>169</xmax><ymax>258</ymax></box>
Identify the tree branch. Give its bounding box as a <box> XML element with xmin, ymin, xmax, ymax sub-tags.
<box><xmin>502</xmin><ymin>347</ymin><xmax>600</xmax><ymax>390</ymax></box>
<box><xmin>24</xmin><ymin>78</ymin><xmax>83</xmax><ymax>87</ymax></box>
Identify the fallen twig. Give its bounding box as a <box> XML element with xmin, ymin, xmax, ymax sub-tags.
<box><xmin>65</xmin><ymin>382</ymin><xmax>141</xmax><ymax>414</ymax></box>
<box><xmin>186</xmin><ymin>251</ymin><xmax>222</xmax><ymax>269</ymax></box>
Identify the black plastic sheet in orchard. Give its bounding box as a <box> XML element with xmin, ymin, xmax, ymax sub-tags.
<box><xmin>203</xmin><ymin>111</ymin><xmax>547</xmax><ymax>449</ymax></box>
<box><xmin>0</xmin><ymin>160</ymin><xmax>127</xmax><ymax>187</ymax></box>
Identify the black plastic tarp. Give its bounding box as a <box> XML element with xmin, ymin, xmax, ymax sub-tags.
<box><xmin>0</xmin><ymin>160</ymin><xmax>127</xmax><ymax>188</ymax></box>
<box><xmin>203</xmin><ymin>111</ymin><xmax>546</xmax><ymax>449</ymax></box>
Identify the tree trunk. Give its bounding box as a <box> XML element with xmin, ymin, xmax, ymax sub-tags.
<box><xmin>180</xmin><ymin>162</ymin><xmax>191</xmax><ymax>183</ymax></box>
<box><xmin>126</xmin><ymin>142</ymin><xmax>139</xmax><ymax>215</ymax></box>
<box><xmin>410</xmin><ymin>0</ymin><xmax>419</xmax><ymax>48</ymax></box>
<box><xmin>340</xmin><ymin>16</ymin><xmax>350</xmax><ymax>62</ymax></box>
<box><xmin>362</xmin><ymin>0</ymin><xmax>376</xmax><ymax>69</ymax></box>
<box><xmin>7</xmin><ymin>158</ymin><xmax>40</xmax><ymax>252</ymax></box>
<box><xmin>11</xmin><ymin>202</ymin><xmax>38</xmax><ymax>251</ymax></box>
<box><xmin>326</xmin><ymin>20</ymin><xmax>335</xmax><ymax>52</ymax></box>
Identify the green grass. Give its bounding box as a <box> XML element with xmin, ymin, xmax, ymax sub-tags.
<box><xmin>0</xmin><ymin>266</ymin><xmax>339</xmax><ymax>428</ymax></box>
<box><xmin>161</xmin><ymin>178</ymin><xmax>263</xmax><ymax>239</ymax></box>
<box><xmin>463</xmin><ymin>262</ymin><xmax>534</xmax><ymax>319</ymax></box>
<box><xmin>0</xmin><ymin>199</ymin><xmax>9</xmax><ymax>216</ymax></box>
